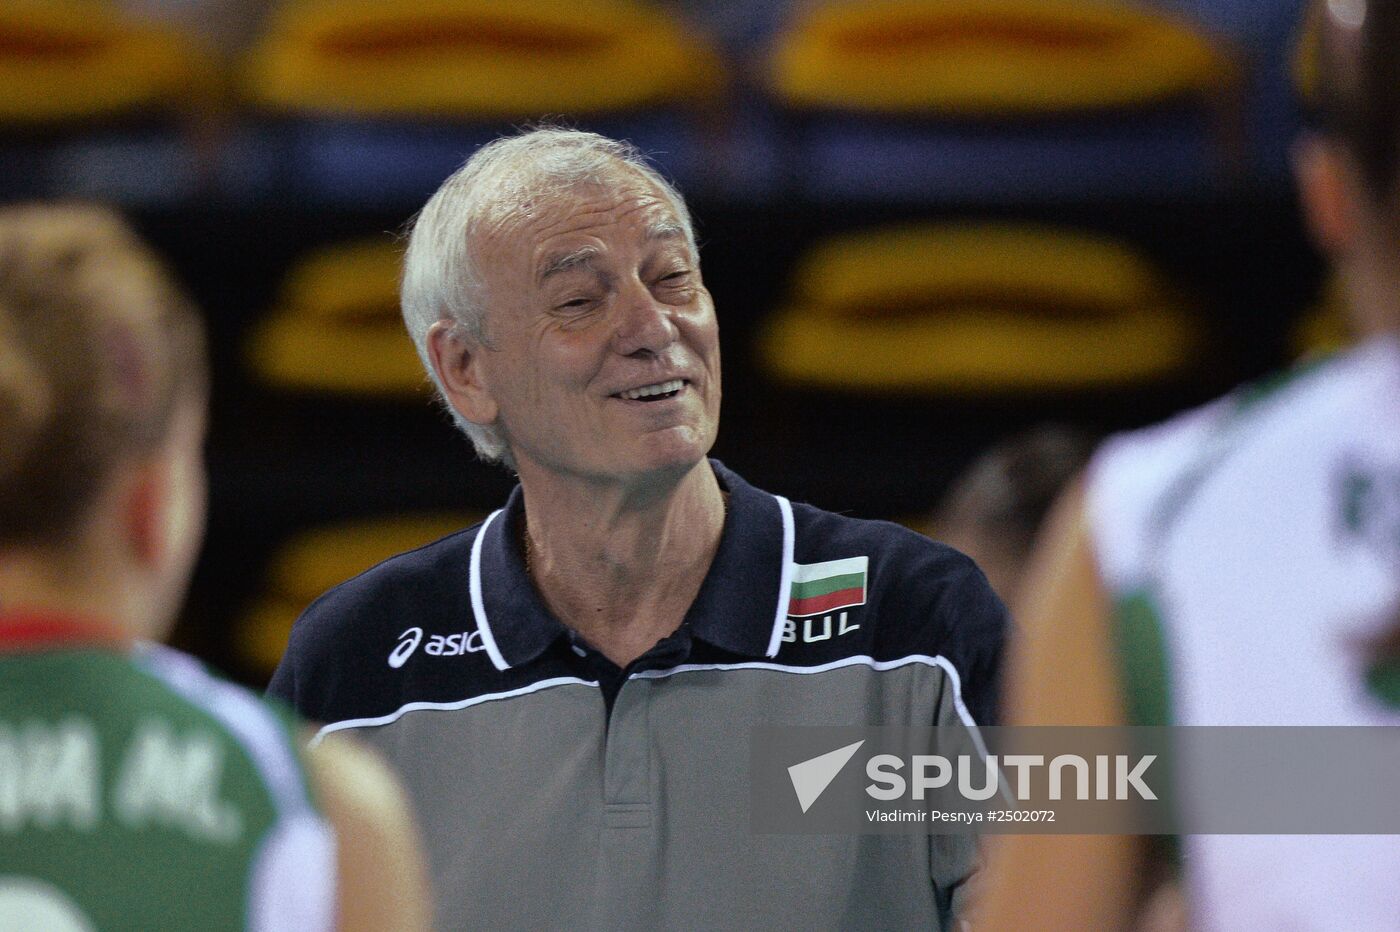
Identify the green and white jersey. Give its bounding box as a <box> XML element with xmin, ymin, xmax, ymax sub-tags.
<box><xmin>0</xmin><ymin>612</ymin><xmax>336</xmax><ymax>931</ymax></box>
<box><xmin>1087</xmin><ymin>334</ymin><xmax>1400</xmax><ymax>928</ymax></box>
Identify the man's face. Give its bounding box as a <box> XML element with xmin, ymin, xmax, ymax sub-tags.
<box><xmin>466</xmin><ymin>172</ymin><xmax>721</xmax><ymax>484</ymax></box>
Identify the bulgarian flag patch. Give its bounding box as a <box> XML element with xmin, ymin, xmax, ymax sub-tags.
<box><xmin>787</xmin><ymin>556</ymin><xmax>868</xmax><ymax>617</ymax></box>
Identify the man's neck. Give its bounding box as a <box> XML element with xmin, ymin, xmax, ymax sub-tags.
<box><xmin>0</xmin><ymin>550</ymin><xmax>141</xmax><ymax>637</ymax></box>
<box><xmin>517</xmin><ymin>460</ymin><xmax>726</xmax><ymax>668</ymax></box>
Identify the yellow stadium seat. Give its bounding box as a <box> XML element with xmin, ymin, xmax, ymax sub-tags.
<box><xmin>243</xmin><ymin>0</ymin><xmax>723</xmax><ymax>119</ymax></box>
<box><xmin>759</xmin><ymin>223</ymin><xmax>1203</xmax><ymax>393</ymax></box>
<box><xmin>238</xmin><ymin>513</ymin><xmax>481</xmax><ymax>676</ymax></box>
<box><xmin>769</xmin><ymin>0</ymin><xmax>1236</xmax><ymax>117</ymax></box>
<box><xmin>1293</xmin><ymin>0</ymin><xmax>1322</xmax><ymax>106</ymax></box>
<box><xmin>0</xmin><ymin>1</ymin><xmax>217</xmax><ymax>124</ymax></box>
<box><xmin>246</xmin><ymin>239</ymin><xmax>429</xmax><ymax>397</ymax></box>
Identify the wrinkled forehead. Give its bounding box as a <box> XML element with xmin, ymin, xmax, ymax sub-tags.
<box><xmin>470</xmin><ymin>163</ymin><xmax>691</xmax><ymax>266</ymax></box>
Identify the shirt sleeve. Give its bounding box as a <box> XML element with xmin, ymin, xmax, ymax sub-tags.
<box><xmin>265</xmin><ymin>597</ymin><xmax>333</xmax><ymax>721</ymax></box>
<box><xmin>266</xmin><ymin>648</ymin><xmax>297</xmax><ymax>707</ymax></box>
<box><xmin>933</xmin><ymin>554</ymin><xmax>1008</xmax><ymax>728</ymax></box>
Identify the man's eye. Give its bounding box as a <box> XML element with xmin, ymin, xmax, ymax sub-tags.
<box><xmin>659</xmin><ymin>270</ymin><xmax>690</xmax><ymax>285</ymax></box>
<box><xmin>556</xmin><ymin>297</ymin><xmax>594</xmax><ymax>310</ymax></box>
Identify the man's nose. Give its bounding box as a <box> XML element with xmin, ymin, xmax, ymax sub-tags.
<box><xmin>612</xmin><ymin>282</ymin><xmax>679</xmax><ymax>356</ymax></box>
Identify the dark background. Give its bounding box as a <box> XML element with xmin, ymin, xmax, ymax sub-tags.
<box><xmin>4</xmin><ymin>0</ymin><xmax>1324</xmax><ymax>686</ymax></box>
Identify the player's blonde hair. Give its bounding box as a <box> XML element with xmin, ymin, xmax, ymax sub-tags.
<box><xmin>0</xmin><ymin>204</ymin><xmax>207</xmax><ymax>547</ymax></box>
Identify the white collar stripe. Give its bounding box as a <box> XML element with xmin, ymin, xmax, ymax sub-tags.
<box><xmin>469</xmin><ymin>509</ymin><xmax>511</xmax><ymax>671</ymax></box>
<box><xmin>309</xmin><ymin>675</ymin><xmax>598</xmax><ymax>745</ymax></box>
<box><xmin>765</xmin><ymin>494</ymin><xmax>796</xmax><ymax>658</ymax></box>
<box><xmin>630</xmin><ymin>653</ymin><xmax>984</xmax><ymax>736</ymax></box>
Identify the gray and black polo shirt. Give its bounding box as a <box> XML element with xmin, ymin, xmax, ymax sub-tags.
<box><xmin>269</xmin><ymin>461</ymin><xmax>1006</xmax><ymax>931</ymax></box>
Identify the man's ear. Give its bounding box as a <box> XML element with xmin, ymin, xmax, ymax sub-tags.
<box><xmin>426</xmin><ymin>319</ymin><xmax>499</xmax><ymax>427</ymax></box>
<box><xmin>1295</xmin><ymin>136</ymin><xmax>1359</xmax><ymax>258</ymax></box>
<box><xmin>122</xmin><ymin>460</ymin><xmax>167</xmax><ymax>569</ymax></box>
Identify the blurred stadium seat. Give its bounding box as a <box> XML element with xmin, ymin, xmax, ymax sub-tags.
<box><xmin>1290</xmin><ymin>0</ymin><xmax>1322</xmax><ymax>104</ymax></box>
<box><xmin>758</xmin><ymin>223</ymin><xmax>1203</xmax><ymax>393</ymax></box>
<box><xmin>23</xmin><ymin>0</ymin><xmax>1313</xmax><ymax>683</ymax></box>
<box><xmin>0</xmin><ymin>1</ymin><xmax>219</xmax><ymax>204</ymax></box>
<box><xmin>1292</xmin><ymin>275</ymin><xmax>1352</xmax><ymax>359</ymax></box>
<box><xmin>237</xmin><ymin>512</ymin><xmax>482</xmax><ymax>677</ymax></box>
<box><xmin>230</xmin><ymin>0</ymin><xmax>725</xmax><ymax>206</ymax></box>
<box><xmin>765</xmin><ymin>0</ymin><xmax>1241</xmax><ymax>202</ymax></box>
<box><xmin>246</xmin><ymin>238</ymin><xmax>428</xmax><ymax>397</ymax></box>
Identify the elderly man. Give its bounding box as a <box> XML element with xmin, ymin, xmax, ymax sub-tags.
<box><xmin>270</xmin><ymin>128</ymin><xmax>1006</xmax><ymax>930</ymax></box>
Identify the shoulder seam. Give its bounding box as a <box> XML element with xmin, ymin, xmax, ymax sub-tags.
<box><xmin>132</xmin><ymin>646</ymin><xmax>315</xmax><ymax>821</ymax></box>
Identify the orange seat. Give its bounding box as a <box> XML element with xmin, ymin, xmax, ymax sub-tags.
<box><xmin>769</xmin><ymin>0</ymin><xmax>1235</xmax><ymax>118</ymax></box>
<box><xmin>238</xmin><ymin>513</ymin><xmax>482</xmax><ymax>676</ymax></box>
<box><xmin>243</xmin><ymin>0</ymin><xmax>722</xmax><ymax>119</ymax></box>
<box><xmin>759</xmin><ymin>223</ymin><xmax>1203</xmax><ymax>393</ymax></box>
<box><xmin>0</xmin><ymin>1</ymin><xmax>216</xmax><ymax>124</ymax></box>
<box><xmin>247</xmin><ymin>239</ymin><xmax>428</xmax><ymax>397</ymax></box>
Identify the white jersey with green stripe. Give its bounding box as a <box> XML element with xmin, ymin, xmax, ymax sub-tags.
<box><xmin>1086</xmin><ymin>334</ymin><xmax>1400</xmax><ymax>929</ymax></box>
<box><xmin>0</xmin><ymin>625</ymin><xmax>336</xmax><ymax>931</ymax></box>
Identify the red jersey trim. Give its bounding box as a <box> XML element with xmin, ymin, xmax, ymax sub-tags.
<box><xmin>0</xmin><ymin>609</ymin><xmax>131</xmax><ymax>653</ymax></box>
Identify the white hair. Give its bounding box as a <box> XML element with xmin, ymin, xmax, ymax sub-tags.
<box><xmin>400</xmin><ymin>127</ymin><xmax>698</xmax><ymax>466</ymax></box>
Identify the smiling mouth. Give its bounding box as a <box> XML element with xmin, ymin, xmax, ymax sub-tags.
<box><xmin>613</xmin><ymin>378</ymin><xmax>687</xmax><ymax>402</ymax></box>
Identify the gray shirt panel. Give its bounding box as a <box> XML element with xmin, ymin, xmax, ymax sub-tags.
<box><xmin>348</xmin><ymin>662</ymin><xmax>977</xmax><ymax>930</ymax></box>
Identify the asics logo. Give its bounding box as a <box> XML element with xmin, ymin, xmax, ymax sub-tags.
<box><xmin>388</xmin><ymin>628</ymin><xmax>422</xmax><ymax>668</ymax></box>
<box><xmin>387</xmin><ymin>626</ymin><xmax>486</xmax><ymax>668</ymax></box>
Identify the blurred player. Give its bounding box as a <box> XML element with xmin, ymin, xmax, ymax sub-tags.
<box><xmin>979</xmin><ymin>0</ymin><xmax>1400</xmax><ymax>927</ymax></box>
<box><xmin>0</xmin><ymin>204</ymin><xmax>430</xmax><ymax>931</ymax></box>
<box><xmin>926</xmin><ymin>425</ymin><xmax>1095</xmax><ymax>608</ymax></box>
